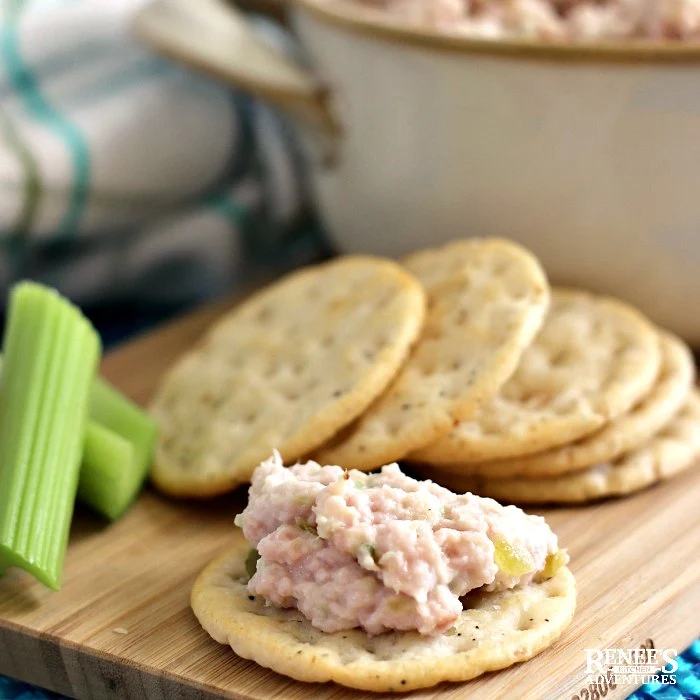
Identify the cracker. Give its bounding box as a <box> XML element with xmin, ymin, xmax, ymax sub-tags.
<box><xmin>411</xmin><ymin>289</ymin><xmax>662</xmax><ymax>465</ymax></box>
<box><xmin>419</xmin><ymin>390</ymin><xmax>700</xmax><ymax>504</ymax></box>
<box><xmin>150</xmin><ymin>256</ymin><xmax>426</xmax><ymax>497</ymax></box>
<box><xmin>191</xmin><ymin>538</ymin><xmax>576</xmax><ymax>692</ymax></box>
<box><xmin>312</xmin><ymin>239</ymin><xmax>550</xmax><ymax>470</ymax></box>
<box><xmin>426</xmin><ymin>331</ymin><xmax>694</xmax><ymax>479</ymax></box>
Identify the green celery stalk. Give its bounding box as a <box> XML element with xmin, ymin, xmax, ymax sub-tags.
<box><xmin>79</xmin><ymin>424</ymin><xmax>139</xmax><ymax>520</ymax></box>
<box><xmin>0</xmin><ymin>282</ymin><xmax>100</xmax><ymax>589</ymax></box>
<box><xmin>79</xmin><ymin>378</ymin><xmax>158</xmax><ymax>519</ymax></box>
<box><xmin>79</xmin><ymin>424</ymin><xmax>134</xmax><ymax>520</ymax></box>
<box><xmin>0</xmin><ymin>366</ymin><xmax>157</xmax><ymax>522</ymax></box>
<box><xmin>0</xmin><ymin>355</ymin><xmax>157</xmax><ymax>521</ymax></box>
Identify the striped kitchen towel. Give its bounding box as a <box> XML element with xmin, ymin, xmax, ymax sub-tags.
<box><xmin>0</xmin><ymin>0</ymin><xmax>325</xmax><ymax>309</ymax></box>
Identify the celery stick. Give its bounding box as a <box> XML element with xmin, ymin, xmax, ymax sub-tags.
<box><xmin>90</xmin><ymin>378</ymin><xmax>158</xmax><ymax>477</ymax></box>
<box><xmin>0</xmin><ymin>282</ymin><xmax>100</xmax><ymax>590</ymax></box>
<box><xmin>0</xmin><ymin>355</ymin><xmax>157</xmax><ymax>520</ymax></box>
<box><xmin>79</xmin><ymin>378</ymin><xmax>158</xmax><ymax>519</ymax></box>
<box><xmin>79</xmin><ymin>424</ymin><xmax>136</xmax><ymax>520</ymax></box>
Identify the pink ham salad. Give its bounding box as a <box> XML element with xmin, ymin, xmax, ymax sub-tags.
<box><xmin>234</xmin><ymin>453</ymin><xmax>567</xmax><ymax>636</ymax></box>
<box><xmin>352</xmin><ymin>0</ymin><xmax>700</xmax><ymax>40</ymax></box>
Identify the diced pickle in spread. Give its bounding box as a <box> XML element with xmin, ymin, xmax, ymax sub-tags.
<box><xmin>235</xmin><ymin>452</ymin><xmax>568</xmax><ymax>636</ymax></box>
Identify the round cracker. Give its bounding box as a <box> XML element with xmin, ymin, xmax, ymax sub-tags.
<box><xmin>191</xmin><ymin>539</ymin><xmax>576</xmax><ymax>692</ymax></box>
<box><xmin>419</xmin><ymin>390</ymin><xmax>700</xmax><ymax>504</ymax></box>
<box><xmin>150</xmin><ymin>256</ymin><xmax>426</xmax><ymax>497</ymax></box>
<box><xmin>411</xmin><ymin>289</ymin><xmax>662</xmax><ymax>466</ymax></box>
<box><xmin>424</xmin><ymin>331</ymin><xmax>694</xmax><ymax>479</ymax></box>
<box><xmin>312</xmin><ymin>239</ymin><xmax>550</xmax><ymax>470</ymax></box>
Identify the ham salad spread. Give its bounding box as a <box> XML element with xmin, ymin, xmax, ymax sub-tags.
<box><xmin>353</xmin><ymin>0</ymin><xmax>700</xmax><ymax>41</ymax></box>
<box><xmin>235</xmin><ymin>452</ymin><xmax>568</xmax><ymax>636</ymax></box>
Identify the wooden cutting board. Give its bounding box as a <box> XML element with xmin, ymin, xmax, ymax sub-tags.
<box><xmin>0</xmin><ymin>296</ymin><xmax>699</xmax><ymax>700</ymax></box>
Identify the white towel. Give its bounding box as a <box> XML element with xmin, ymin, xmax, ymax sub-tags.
<box><xmin>0</xmin><ymin>0</ymin><xmax>320</xmax><ymax>307</ymax></box>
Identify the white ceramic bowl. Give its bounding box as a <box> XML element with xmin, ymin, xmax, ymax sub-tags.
<box><xmin>137</xmin><ymin>0</ymin><xmax>700</xmax><ymax>343</ymax></box>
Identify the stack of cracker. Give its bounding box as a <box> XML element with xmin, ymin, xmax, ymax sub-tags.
<box><xmin>410</xmin><ymin>290</ymin><xmax>699</xmax><ymax>504</ymax></box>
<box><xmin>150</xmin><ymin>238</ymin><xmax>699</xmax><ymax>504</ymax></box>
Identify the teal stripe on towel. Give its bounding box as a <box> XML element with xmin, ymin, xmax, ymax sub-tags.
<box><xmin>206</xmin><ymin>192</ymin><xmax>250</xmax><ymax>231</ymax></box>
<box><xmin>0</xmin><ymin>10</ymin><xmax>89</xmax><ymax>238</ymax></box>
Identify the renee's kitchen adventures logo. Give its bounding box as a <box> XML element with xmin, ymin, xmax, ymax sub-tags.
<box><xmin>571</xmin><ymin>639</ymin><xmax>678</xmax><ymax>699</ymax></box>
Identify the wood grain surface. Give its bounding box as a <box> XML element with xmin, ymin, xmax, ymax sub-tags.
<box><xmin>0</xmin><ymin>296</ymin><xmax>698</xmax><ymax>700</ymax></box>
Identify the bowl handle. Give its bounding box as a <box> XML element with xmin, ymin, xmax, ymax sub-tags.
<box><xmin>133</xmin><ymin>0</ymin><xmax>340</xmax><ymax>138</ymax></box>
